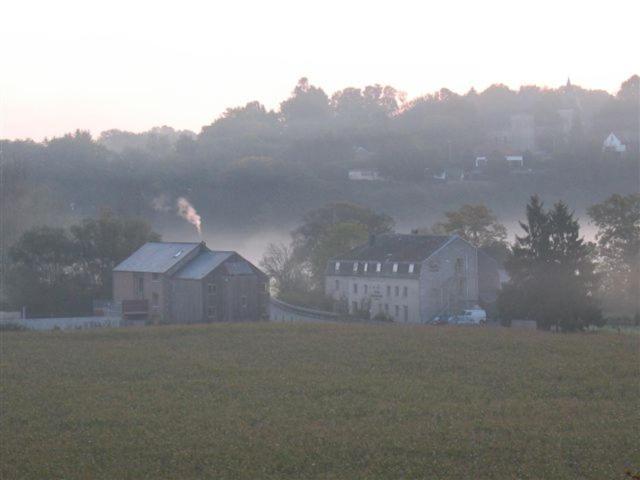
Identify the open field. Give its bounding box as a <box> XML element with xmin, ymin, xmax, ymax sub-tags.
<box><xmin>1</xmin><ymin>323</ymin><xmax>638</xmax><ymax>479</ymax></box>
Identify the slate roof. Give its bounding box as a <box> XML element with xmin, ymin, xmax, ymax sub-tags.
<box><xmin>339</xmin><ymin>234</ymin><xmax>453</xmax><ymax>262</ymax></box>
<box><xmin>174</xmin><ymin>250</ymin><xmax>234</xmax><ymax>280</ymax></box>
<box><xmin>113</xmin><ymin>242</ymin><xmax>201</xmax><ymax>273</ymax></box>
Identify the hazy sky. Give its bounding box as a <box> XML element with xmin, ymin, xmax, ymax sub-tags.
<box><xmin>1</xmin><ymin>0</ymin><xmax>638</xmax><ymax>140</ymax></box>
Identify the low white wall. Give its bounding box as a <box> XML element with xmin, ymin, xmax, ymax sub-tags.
<box><xmin>0</xmin><ymin>316</ymin><xmax>121</xmax><ymax>331</ymax></box>
<box><xmin>511</xmin><ymin>319</ymin><xmax>538</xmax><ymax>330</ymax></box>
<box><xmin>269</xmin><ymin>298</ymin><xmax>339</xmax><ymax>323</ymax></box>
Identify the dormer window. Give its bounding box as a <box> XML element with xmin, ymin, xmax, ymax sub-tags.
<box><xmin>392</xmin><ymin>263</ymin><xmax>398</xmax><ymax>273</ymax></box>
<box><xmin>353</xmin><ymin>262</ymin><xmax>358</xmax><ymax>273</ymax></box>
<box><xmin>376</xmin><ymin>263</ymin><xmax>381</xmax><ymax>272</ymax></box>
<box><xmin>335</xmin><ymin>261</ymin><xmax>340</xmax><ymax>271</ymax></box>
<box><xmin>408</xmin><ymin>264</ymin><xmax>415</xmax><ymax>273</ymax></box>
<box><xmin>363</xmin><ymin>263</ymin><xmax>368</xmax><ymax>273</ymax></box>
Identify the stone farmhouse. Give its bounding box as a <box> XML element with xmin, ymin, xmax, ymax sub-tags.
<box><xmin>325</xmin><ymin>234</ymin><xmax>500</xmax><ymax>323</ymax></box>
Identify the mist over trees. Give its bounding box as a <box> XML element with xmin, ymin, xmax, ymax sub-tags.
<box><xmin>4</xmin><ymin>192</ymin><xmax>638</xmax><ymax>325</ymax></box>
<box><xmin>259</xmin><ymin>193</ymin><xmax>638</xmax><ymax>326</ymax></box>
<box><xmin>261</xmin><ymin>203</ymin><xmax>393</xmax><ymax>309</ymax></box>
<box><xmin>1</xmin><ymin>76</ymin><xmax>638</xmax><ymax>297</ymax></box>
<box><xmin>588</xmin><ymin>194</ymin><xmax>640</xmax><ymax>316</ymax></box>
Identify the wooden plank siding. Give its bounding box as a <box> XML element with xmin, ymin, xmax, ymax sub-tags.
<box><xmin>113</xmin><ymin>243</ymin><xmax>269</xmax><ymax>325</ymax></box>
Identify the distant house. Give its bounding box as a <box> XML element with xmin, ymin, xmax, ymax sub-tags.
<box><xmin>325</xmin><ymin>234</ymin><xmax>481</xmax><ymax>323</ymax></box>
<box><xmin>602</xmin><ymin>133</ymin><xmax>627</xmax><ymax>154</ymax></box>
<box><xmin>348</xmin><ymin>169</ymin><xmax>383</xmax><ymax>181</ymax></box>
<box><xmin>429</xmin><ymin>167</ymin><xmax>465</xmax><ymax>182</ymax></box>
<box><xmin>431</xmin><ymin>170</ymin><xmax>447</xmax><ymax>182</ymax></box>
<box><xmin>113</xmin><ymin>242</ymin><xmax>268</xmax><ymax>324</ymax></box>
<box><xmin>505</xmin><ymin>155</ymin><xmax>524</xmax><ymax>168</ymax></box>
<box><xmin>475</xmin><ymin>156</ymin><xmax>488</xmax><ymax>168</ymax></box>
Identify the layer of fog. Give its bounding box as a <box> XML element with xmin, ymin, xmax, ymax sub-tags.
<box><xmin>159</xmin><ymin>218</ymin><xmax>600</xmax><ymax>267</ymax></box>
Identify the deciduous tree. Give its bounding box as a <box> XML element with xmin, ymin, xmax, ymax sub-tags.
<box><xmin>430</xmin><ymin>204</ymin><xmax>509</xmax><ymax>261</ymax></box>
<box><xmin>588</xmin><ymin>193</ymin><xmax>640</xmax><ymax>315</ymax></box>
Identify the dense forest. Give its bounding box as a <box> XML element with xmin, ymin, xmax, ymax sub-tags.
<box><xmin>2</xmin><ymin>75</ymin><xmax>638</xmax><ymax>253</ymax></box>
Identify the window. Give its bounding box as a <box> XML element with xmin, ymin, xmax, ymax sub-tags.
<box><xmin>392</xmin><ymin>263</ymin><xmax>398</xmax><ymax>273</ymax></box>
<box><xmin>352</xmin><ymin>301</ymin><xmax>358</xmax><ymax>312</ymax></box>
<box><xmin>208</xmin><ymin>294</ymin><xmax>215</xmax><ymax>306</ymax></box>
<box><xmin>207</xmin><ymin>306</ymin><xmax>215</xmax><ymax>318</ymax></box>
<box><xmin>403</xmin><ymin>286</ymin><xmax>408</xmax><ymax>297</ymax></box>
<box><xmin>363</xmin><ymin>263</ymin><xmax>368</xmax><ymax>273</ymax></box>
<box><xmin>152</xmin><ymin>273</ymin><xmax>160</xmax><ymax>281</ymax></box>
<box><xmin>152</xmin><ymin>292</ymin><xmax>159</xmax><ymax>307</ymax></box>
<box><xmin>386</xmin><ymin>285</ymin><xmax>391</xmax><ymax>297</ymax></box>
<box><xmin>408</xmin><ymin>264</ymin><xmax>414</xmax><ymax>274</ymax></box>
<box><xmin>208</xmin><ymin>283</ymin><xmax>216</xmax><ymax>294</ymax></box>
<box><xmin>353</xmin><ymin>283</ymin><xmax>358</xmax><ymax>294</ymax></box>
<box><xmin>384</xmin><ymin>303</ymin><xmax>389</xmax><ymax>313</ymax></box>
<box><xmin>429</xmin><ymin>261</ymin><xmax>439</xmax><ymax>272</ymax></box>
<box><xmin>364</xmin><ymin>284</ymin><xmax>368</xmax><ymax>294</ymax></box>
<box><xmin>376</xmin><ymin>263</ymin><xmax>381</xmax><ymax>272</ymax></box>
<box><xmin>403</xmin><ymin>305</ymin><xmax>408</xmax><ymax>321</ymax></box>
<box><xmin>455</xmin><ymin>258</ymin><xmax>464</xmax><ymax>274</ymax></box>
<box><xmin>353</xmin><ymin>262</ymin><xmax>358</xmax><ymax>273</ymax></box>
<box><xmin>457</xmin><ymin>278</ymin><xmax>466</xmax><ymax>294</ymax></box>
<box><xmin>395</xmin><ymin>305</ymin><xmax>400</xmax><ymax>317</ymax></box>
<box><xmin>241</xmin><ymin>295</ymin><xmax>247</xmax><ymax>308</ymax></box>
<box><xmin>136</xmin><ymin>277</ymin><xmax>144</xmax><ymax>294</ymax></box>
<box><xmin>335</xmin><ymin>261</ymin><xmax>340</xmax><ymax>271</ymax></box>
<box><xmin>335</xmin><ymin>279</ymin><xmax>340</xmax><ymax>291</ymax></box>
<box><xmin>395</xmin><ymin>286</ymin><xmax>399</xmax><ymax>296</ymax></box>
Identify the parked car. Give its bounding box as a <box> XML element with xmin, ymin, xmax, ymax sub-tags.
<box><xmin>448</xmin><ymin>308</ymin><xmax>487</xmax><ymax>325</ymax></box>
<box><xmin>430</xmin><ymin>315</ymin><xmax>449</xmax><ymax>325</ymax></box>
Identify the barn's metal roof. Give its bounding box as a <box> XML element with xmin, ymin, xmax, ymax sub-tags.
<box><xmin>224</xmin><ymin>261</ymin><xmax>255</xmax><ymax>275</ymax></box>
<box><xmin>174</xmin><ymin>251</ymin><xmax>234</xmax><ymax>280</ymax></box>
<box><xmin>113</xmin><ymin>242</ymin><xmax>201</xmax><ymax>273</ymax></box>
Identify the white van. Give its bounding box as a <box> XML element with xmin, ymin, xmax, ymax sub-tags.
<box><xmin>449</xmin><ymin>308</ymin><xmax>487</xmax><ymax>325</ymax></box>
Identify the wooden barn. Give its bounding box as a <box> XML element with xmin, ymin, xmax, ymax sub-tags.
<box><xmin>113</xmin><ymin>242</ymin><xmax>268</xmax><ymax>324</ymax></box>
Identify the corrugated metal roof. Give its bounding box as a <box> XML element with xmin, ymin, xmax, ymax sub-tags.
<box><xmin>174</xmin><ymin>251</ymin><xmax>234</xmax><ymax>280</ymax></box>
<box><xmin>113</xmin><ymin>242</ymin><xmax>201</xmax><ymax>273</ymax></box>
<box><xmin>224</xmin><ymin>261</ymin><xmax>254</xmax><ymax>275</ymax></box>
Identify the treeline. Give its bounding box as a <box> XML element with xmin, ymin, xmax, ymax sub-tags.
<box><xmin>3</xmin><ymin>211</ymin><xmax>159</xmax><ymax>316</ymax></box>
<box><xmin>1</xmin><ymin>76</ymin><xmax>638</xmax><ymax>250</ymax></box>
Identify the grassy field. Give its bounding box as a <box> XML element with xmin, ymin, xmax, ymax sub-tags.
<box><xmin>1</xmin><ymin>323</ymin><xmax>638</xmax><ymax>479</ymax></box>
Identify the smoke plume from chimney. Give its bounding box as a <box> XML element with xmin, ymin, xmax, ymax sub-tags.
<box><xmin>177</xmin><ymin>197</ymin><xmax>202</xmax><ymax>235</ymax></box>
